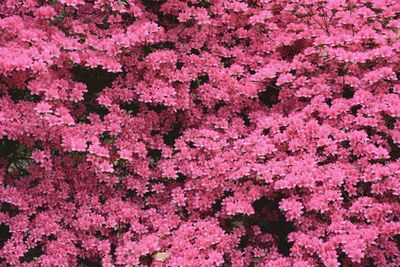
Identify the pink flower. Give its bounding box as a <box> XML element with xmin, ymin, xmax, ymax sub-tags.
<box><xmin>34</xmin><ymin>102</ymin><xmax>52</xmax><ymax>113</ymax></box>
<box><xmin>1</xmin><ymin>0</ymin><xmax>400</xmax><ymax>266</ymax></box>
<box><xmin>118</xmin><ymin>148</ymin><xmax>132</xmax><ymax>161</ymax></box>
<box><xmin>35</xmin><ymin>6</ymin><xmax>57</xmax><ymax>19</ymax></box>
<box><xmin>279</xmin><ymin>198</ymin><xmax>304</xmax><ymax>221</ymax></box>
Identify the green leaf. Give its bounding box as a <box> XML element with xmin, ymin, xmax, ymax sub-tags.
<box><xmin>232</xmin><ymin>220</ymin><xmax>244</xmax><ymax>227</ymax></box>
<box><xmin>152</xmin><ymin>252</ymin><xmax>169</xmax><ymax>262</ymax></box>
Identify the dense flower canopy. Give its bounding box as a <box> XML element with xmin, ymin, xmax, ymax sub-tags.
<box><xmin>1</xmin><ymin>0</ymin><xmax>400</xmax><ymax>266</ymax></box>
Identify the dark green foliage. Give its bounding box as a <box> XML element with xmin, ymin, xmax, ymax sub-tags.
<box><xmin>71</xmin><ymin>66</ymin><xmax>120</xmax><ymax>119</ymax></box>
<box><xmin>0</xmin><ymin>224</ymin><xmax>11</xmax><ymax>249</ymax></box>
<box><xmin>252</xmin><ymin>197</ymin><xmax>295</xmax><ymax>256</ymax></box>
<box><xmin>221</xmin><ymin>57</ymin><xmax>233</xmax><ymax>68</ymax></box>
<box><xmin>8</xmin><ymin>88</ymin><xmax>40</xmax><ymax>103</ymax></box>
<box><xmin>147</xmin><ymin>148</ymin><xmax>162</xmax><ymax>168</ymax></box>
<box><xmin>0</xmin><ymin>202</ymin><xmax>19</xmax><ymax>217</ymax></box>
<box><xmin>20</xmin><ymin>245</ymin><xmax>43</xmax><ymax>262</ymax></box>
<box><xmin>342</xmin><ymin>85</ymin><xmax>354</xmax><ymax>99</ymax></box>
<box><xmin>190</xmin><ymin>73</ymin><xmax>209</xmax><ymax>91</ymax></box>
<box><xmin>77</xmin><ymin>257</ymin><xmax>102</xmax><ymax>267</ymax></box>
<box><xmin>141</xmin><ymin>42</ymin><xmax>176</xmax><ymax>60</ymax></box>
<box><xmin>259</xmin><ymin>84</ymin><xmax>280</xmax><ymax>108</ymax></box>
<box><xmin>0</xmin><ymin>138</ymin><xmax>33</xmax><ymax>177</ymax></box>
<box><xmin>163</xmin><ymin>121</ymin><xmax>182</xmax><ymax>146</ymax></box>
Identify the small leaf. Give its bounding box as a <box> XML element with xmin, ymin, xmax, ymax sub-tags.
<box><xmin>152</xmin><ymin>252</ymin><xmax>169</xmax><ymax>262</ymax></box>
<box><xmin>232</xmin><ymin>220</ymin><xmax>244</xmax><ymax>227</ymax></box>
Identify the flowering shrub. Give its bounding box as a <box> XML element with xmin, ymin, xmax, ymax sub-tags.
<box><xmin>1</xmin><ymin>0</ymin><xmax>400</xmax><ymax>266</ymax></box>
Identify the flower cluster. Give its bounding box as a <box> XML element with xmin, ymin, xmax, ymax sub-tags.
<box><xmin>1</xmin><ymin>0</ymin><xmax>400</xmax><ymax>266</ymax></box>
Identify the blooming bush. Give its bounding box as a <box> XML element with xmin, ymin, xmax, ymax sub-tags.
<box><xmin>1</xmin><ymin>0</ymin><xmax>400</xmax><ymax>266</ymax></box>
